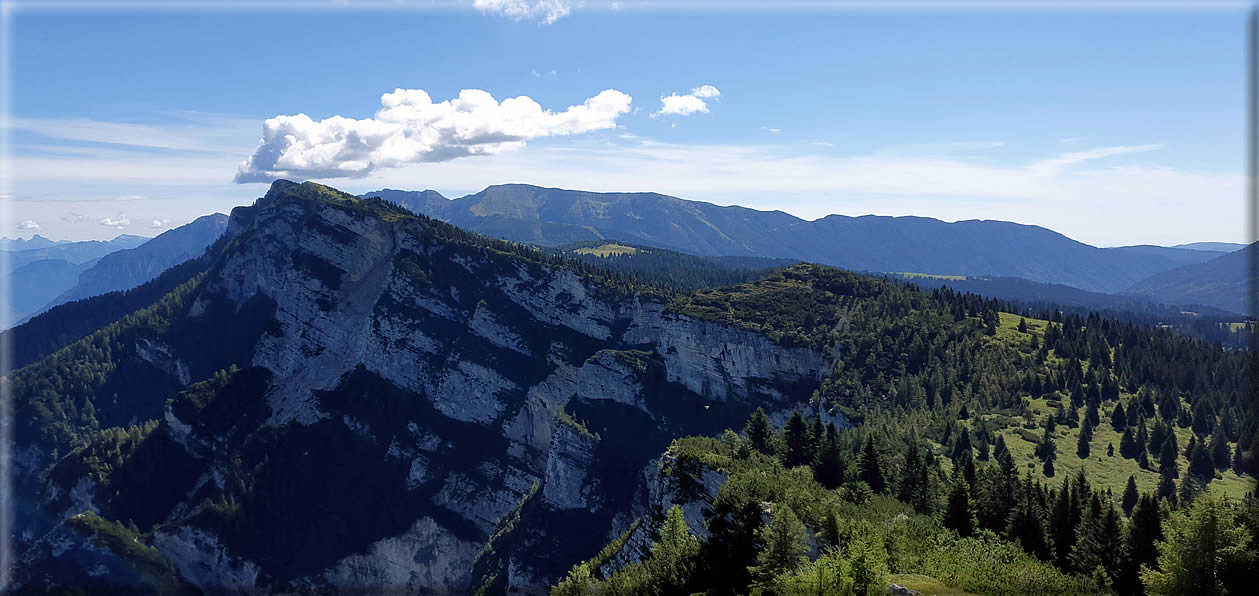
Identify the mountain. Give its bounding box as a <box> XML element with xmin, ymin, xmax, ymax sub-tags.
<box><xmin>0</xmin><ymin>234</ymin><xmax>66</xmax><ymax>251</ymax></box>
<box><xmin>9</xmin><ymin>181</ymin><xmax>1253</xmax><ymax>594</ymax></box>
<box><xmin>1125</xmin><ymin>242</ymin><xmax>1256</xmax><ymax>316</ymax></box>
<box><xmin>1171</xmin><ymin>241</ymin><xmax>1247</xmax><ymax>253</ymax></box>
<box><xmin>2</xmin><ymin>235</ymin><xmax>151</xmax><ymax>326</ymax></box>
<box><xmin>2</xmin><ymin>234</ymin><xmax>148</xmax><ymax>270</ymax></box>
<box><xmin>8</xmin><ymin>181</ymin><xmax>834</xmax><ymax>593</ymax></box>
<box><xmin>366</xmin><ymin>185</ymin><xmax>1207</xmax><ymax>294</ymax></box>
<box><xmin>0</xmin><ymin>258</ymin><xmax>98</xmax><ymax>325</ymax></box>
<box><xmin>41</xmin><ymin>213</ymin><xmax>229</xmax><ymax>312</ymax></box>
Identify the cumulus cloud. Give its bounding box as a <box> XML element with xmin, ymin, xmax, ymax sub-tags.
<box><xmin>655</xmin><ymin>85</ymin><xmax>720</xmax><ymax>117</ymax></box>
<box><xmin>235</xmin><ymin>88</ymin><xmax>632</xmax><ymax>182</ymax></box>
<box><xmin>17</xmin><ymin>220</ymin><xmax>40</xmax><ymax>231</ymax></box>
<box><xmin>474</xmin><ymin>0</ymin><xmax>571</xmax><ymax>24</ymax></box>
<box><xmin>150</xmin><ymin>219</ymin><xmax>170</xmax><ymax>229</ymax></box>
<box><xmin>100</xmin><ymin>215</ymin><xmax>130</xmax><ymax>228</ymax></box>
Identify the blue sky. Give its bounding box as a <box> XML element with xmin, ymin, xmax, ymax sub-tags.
<box><xmin>4</xmin><ymin>1</ymin><xmax>1250</xmax><ymax>246</ymax></box>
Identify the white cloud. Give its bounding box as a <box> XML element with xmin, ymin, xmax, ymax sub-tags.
<box><xmin>235</xmin><ymin>88</ymin><xmax>632</xmax><ymax>182</ymax></box>
<box><xmin>474</xmin><ymin>0</ymin><xmax>571</xmax><ymax>24</ymax></box>
<box><xmin>690</xmin><ymin>85</ymin><xmax>720</xmax><ymax>99</ymax></box>
<box><xmin>100</xmin><ymin>215</ymin><xmax>130</xmax><ymax>228</ymax></box>
<box><xmin>150</xmin><ymin>219</ymin><xmax>170</xmax><ymax>229</ymax></box>
<box><xmin>655</xmin><ymin>85</ymin><xmax>720</xmax><ymax>117</ymax></box>
<box><xmin>761</xmin><ymin>126</ymin><xmax>782</xmax><ymax>134</ymax></box>
<box><xmin>17</xmin><ymin>220</ymin><xmax>39</xmax><ymax>231</ymax></box>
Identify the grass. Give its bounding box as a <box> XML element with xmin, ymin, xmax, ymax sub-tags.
<box><xmin>573</xmin><ymin>243</ymin><xmax>640</xmax><ymax>257</ymax></box>
<box><xmin>888</xmin><ymin>573</ymin><xmax>978</xmax><ymax>596</ymax></box>
<box><xmin>996</xmin><ymin>398</ymin><xmax>1256</xmax><ymax>500</ymax></box>
<box><xmin>891</xmin><ymin>272</ymin><xmax>967</xmax><ymax>281</ymax></box>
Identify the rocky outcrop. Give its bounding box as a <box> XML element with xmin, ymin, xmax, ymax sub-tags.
<box><xmin>13</xmin><ymin>182</ymin><xmax>838</xmax><ymax>594</ymax></box>
<box><xmin>542</xmin><ymin>423</ymin><xmax>600</xmax><ymax>510</ymax></box>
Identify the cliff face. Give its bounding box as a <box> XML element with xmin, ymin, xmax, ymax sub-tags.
<box><xmin>9</xmin><ymin>182</ymin><xmax>837</xmax><ymax>594</ymax></box>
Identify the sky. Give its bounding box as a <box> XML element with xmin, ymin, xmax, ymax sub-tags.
<box><xmin>2</xmin><ymin>0</ymin><xmax>1251</xmax><ymax>247</ymax></box>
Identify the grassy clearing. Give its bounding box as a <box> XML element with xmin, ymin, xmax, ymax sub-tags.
<box><xmin>998</xmin><ymin>397</ymin><xmax>1256</xmax><ymax>500</ymax></box>
<box><xmin>892</xmin><ymin>272</ymin><xmax>967</xmax><ymax>281</ymax></box>
<box><xmin>573</xmin><ymin>243</ymin><xmax>639</xmax><ymax>257</ymax></box>
<box><xmin>888</xmin><ymin>574</ymin><xmax>978</xmax><ymax>596</ymax></box>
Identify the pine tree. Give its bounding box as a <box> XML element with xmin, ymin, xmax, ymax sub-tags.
<box><xmin>1209</xmin><ymin>427</ymin><xmax>1231</xmax><ymax>471</ymax></box>
<box><xmin>744</xmin><ymin>407</ymin><xmax>776</xmax><ymax>456</ymax></box>
<box><xmin>1126</xmin><ymin>494</ymin><xmax>1163</xmax><ymax>580</ymax></box>
<box><xmin>753</xmin><ymin>504</ymin><xmax>808</xmax><ymax>579</ymax></box>
<box><xmin>858</xmin><ymin>434</ymin><xmax>885</xmax><ymax>495</ymax></box>
<box><xmin>1178</xmin><ymin>476</ymin><xmax>1201</xmax><ymax>507</ymax></box>
<box><xmin>1140</xmin><ymin>496</ymin><xmax>1253</xmax><ymax>595</ymax></box>
<box><xmin>1188</xmin><ymin>442</ymin><xmax>1215</xmax><ymax>482</ymax></box>
<box><xmin>1018</xmin><ymin>317</ymin><xmax>1028</xmax><ymax>333</ymax></box>
<box><xmin>994</xmin><ymin>434</ymin><xmax>1012</xmax><ymax>466</ymax></box>
<box><xmin>1111</xmin><ymin>402</ymin><xmax>1127</xmax><ymax>432</ymax></box>
<box><xmin>1072</xmin><ymin>499</ymin><xmax>1127</xmax><ymax>582</ymax></box>
<box><xmin>943</xmin><ymin>476</ymin><xmax>977</xmax><ymax>537</ymax></box>
<box><xmin>1004</xmin><ymin>474</ymin><xmax>1054</xmax><ymax>561</ymax></box>
<box><xmin>1120</xmin><ymin>427</ymin><xmax>1139</xmax><ymax>459</ymax></box>
<box><xmin>1160</xmin><ymin>436</ymin><xmax>1180</xmax><ymax>478</ymax></box>
<box><xmin>1122</xmin><ymin>476</ymin><xmax>1139</xmax><ymax>517</ymax></box>
<box><xmin>782</xmin><ymin>411</ymin><xmax>812</xmax><ymax>468</ymax></box>
<box><xmin>1157</xmin><ymin>467</ymin><xmax>1178</xmax><ymax>505</ymax></box>
<box><xmin>814</xmin><ymin>423</ymin><xmax>845</xmax><ymax>490</ymax></box>
<box><xmin>1077</xmin><ymin>426</ymin><xmax>1092</xmax><ymax>459</ymax></box>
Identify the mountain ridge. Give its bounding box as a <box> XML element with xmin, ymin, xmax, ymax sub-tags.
<box><xmin>365</xmin><ymin>184</ymin><xmax>1215</xmax><ymax>294</ymax></box>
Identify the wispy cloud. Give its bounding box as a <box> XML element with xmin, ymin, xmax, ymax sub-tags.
<box><xmin>5</xmin><ymin>113</ymin><xmax>256</xmax><ymax>155</ymax></box>
<box><xmin>655</xmin><ymin>85</ymin><xmax>721</xmax><ymax>117</ymax></box>
<box><xmin>474</xmin><ymin>0</ymin><xmax>571</xmax><ymax>24</ymax></box>
<box><xmin>234</xmin><ymin>87</ymin><xmax>633</xmax><ymax>182</ymax></box>
<box><xmin>1026</xmin><ymin>143</ymin><xmax>1163</xmax><ymax>175</ymax></box>
<box><xmin>150</xmin><ymin>219</ymin><xmax>170</xmax><ymax>229</ymax></box>
<box><xmin>17</xmin><ymin>220</ymin><xmax>39</xmax><ymax>231</ymax></box>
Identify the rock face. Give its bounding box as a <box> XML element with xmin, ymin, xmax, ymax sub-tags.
<box><xmin>8</xmin><ymin>182</ymin><xmax>833</xmax><ymax>594</ymax></box>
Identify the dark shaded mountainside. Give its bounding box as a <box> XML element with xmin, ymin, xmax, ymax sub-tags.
<box><xmin>1125</xmin><ymin>242</ymin><xmax>1257</xmax><ymax>316</ymax></box>
<box><xmin>7</xmin><ymin>181</ymin><xmax>1255</xmax><ymax>595</ymax></box>
<box><xmin>366</xmin><ymin>185</ymin><xmax>1223</xmax><ymax>295</ymax></box>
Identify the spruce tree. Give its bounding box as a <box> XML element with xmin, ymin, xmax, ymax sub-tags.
<box><xmin>1077</xmin><ymin>426</ymin><xmax>1092</xmax><ymax>459</ymax></box>
<box><xmin>753</xmin><ymin>504</ymin><xmax>808</xmax><ymax>580</ymax></box>
<box><xmin>1188</xmin><ymin>442</ymin><xmax>1215</xmax><ymax>482</ymax></box>
<box><xmin>744</xmin><ymin>407</ymin><xmax>776</xmax><ymax>456</ymax></box>
<box><xmin>858</xmin><ymin>434</ymin><xmax>885</xmax><ymax>495</ymax></box>
<box><xmin>1160</xmin><ymin>436</ymin><xmax>1180</xmax><ymax>478</ymax></box>
<box><xmin>1111</xmin><ymin>402</ymin><xmax>1127</xmax><ymax>432</ymax></box>
<box><xmin>1120</xmin><ymin>427</ymin><xmax>1139</xmax><ymax>459</ymax></box>
<box><xmin>1122</xmin><ymin>476</ymin><xmax>1139</xmax><ymax>517</ymax></box>
<box><xmin>782</xmin><ymin>411</ymin><xmax>811</xmax><ymax>468</ymax></box>
<box><xmin>815</xmin><ymin>423</ymin><xmax>845</xmax><ymax>490</ymax></box>
<box><xmin>943</xmin><ymin>476</ymin><xmax>977</xmax><ymax>537</ymax></box>
<box><xmin>1157</xmin><ymin>468</ymin><xmax>1178</xmax><ymax>505</ymax></box>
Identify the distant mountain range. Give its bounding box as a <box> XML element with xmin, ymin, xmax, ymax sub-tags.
<box><xmin>44</xmin><ymin>214</ymin><xmax>229</xmax><ymax>311</ymax></box>
<box><xmin>1125</xmin><ymin>242</ymin><xmax>1256</xmax><ymax>315</ymax></box>
<box><xmin>1171</xmin><ymin>241</ymin><xmax>1247</xmax><ymax>253</ymax></box>
<box><xmin>3</xmin><ymin>217</ymin><xmax>227</xmax><ymax>327</ymax></box>
<box><xmin>2</xmin><ymin>235</ymin><xmax>149</xmax><ymax>325</ymax></box>
<box><xmin>0</xmin><ymin>234</ymin><xmax>68</xmax><ymax>251</ymax></box>
<box><xmin>365</xmin><ymin>185</ymin><xmax>1231</xmax><ymax>297</ymax></box>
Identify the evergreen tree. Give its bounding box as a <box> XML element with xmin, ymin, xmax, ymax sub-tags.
<box><xmin>744</xmin><ymin>407</ymin><xmax>776</xmax><ymax>456</ymax></box>
<box><xmin>753</xmin><ymin>504</ymin><xmax>808</xmax><ymax>579</ymax></box>
<box><xmin>1122</xmin><ymin>476</ymin><xmax>1139</xmax><ymax>517</ymax></box>
<box><xmin>1005</xmin><ymin>474</ymin><xmax>1054</xmax><ymax>561</ymax></box>
<box><xmin>1189</xmin><ymin>442</ymin><xmax>1215</xmax><ymax>482</ymax></box>
<box><xmin>858</xmin><ymin>434</ymin><xmax>886</xmax><ymax>495</ymax></box>
<box><xmin>943</xmin><ymin>476</ymin><xmax>977</xmax><ymax>537</ymax></box>
<box><xmin>815</xmin><ymin>423</ymin><xmax>845</xmax><ymax>490</ymax></box>
<box><xmin>1018</xmin><ymin>317</ymin><xmax>1028</xmax><ymax>333</ymax></box>
<box><xmin>1210</xmin><ymin>427</ymin><xmax>1231</xmax><ymax>471</ymax></box>
<box><xmin>1178</xmin><ymin>476</ymin><xmax>1201</xmax><ymax>507</ymax></box>
<box><xmin>782</xmin><ymin>411</ymin><xmax>812</xmax><ymax>468</ymax></box>
<box><xmin>1157</xmin><ymin>467</ymin><xmax>1178</xmax><ymax>505</ymax></box>
<box><xmin>1141</xmin><ymin>496</ymin><xmax>1254</xmax><ymax>596</ymax></box>
<box><xmin>1112</xmin><ymin>402</ymin><xmax>1127</xmax><ymax>432</ymax></box>
<box><xmin>1124</xmin><ymin>494</ymin><xmax>1163</xmax><ymax>590</ymax></box>
<box><xmin>1077</xmin><ymin>426</ymin><xmax>1092</xmax><ymax>459</ymax></box>
<box><xmin>1072</xmin><ymin>499</ymin><xmax>1127</xmax><ymax>583</ymax></box>
<box><xmin>1120</xmin><ymin>427</ymin><xmax>1139</xmax><ymax>459</ymax></box>
<box><xmin>1160</xmin><ymin>436</ymin><xmax>1180</xmax><ymax>478</ymax></box>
